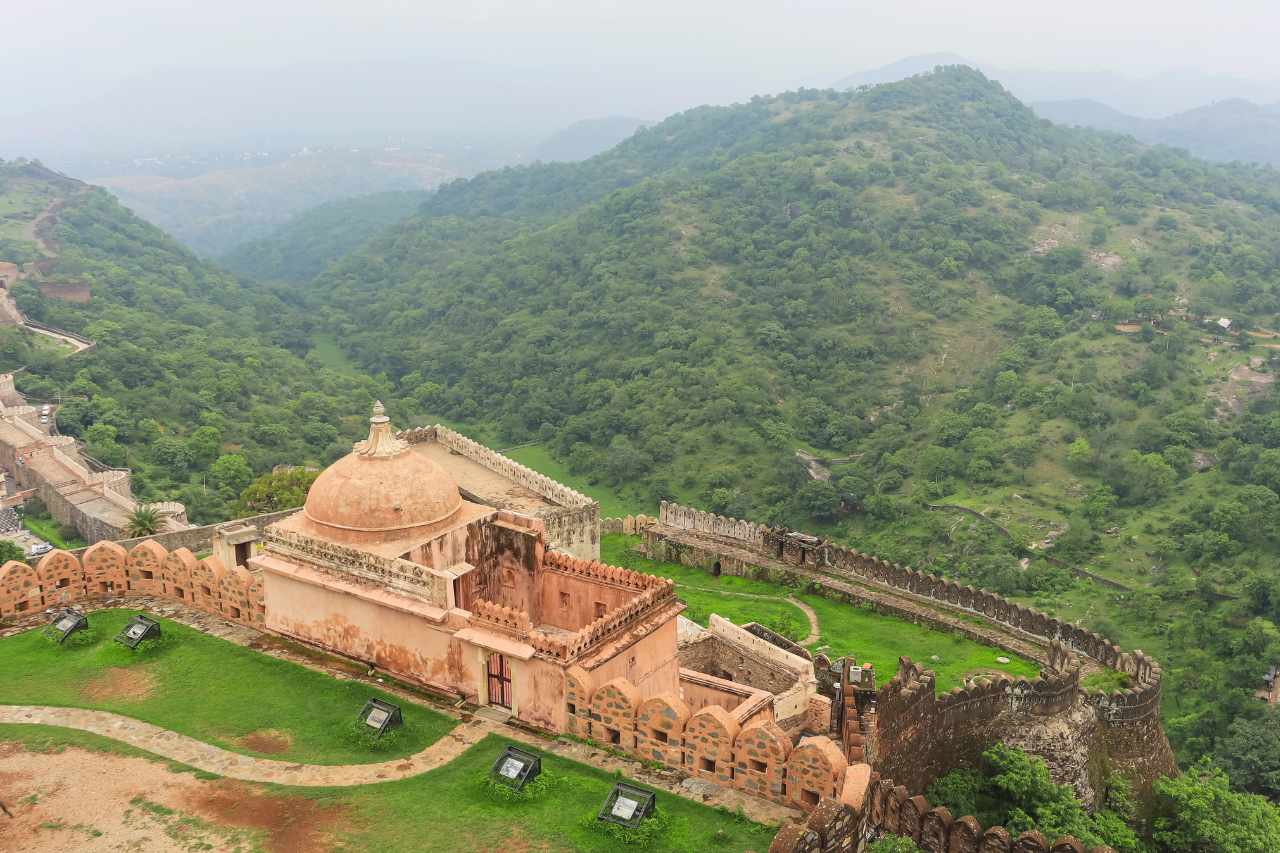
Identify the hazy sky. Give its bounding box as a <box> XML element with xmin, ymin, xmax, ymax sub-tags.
<box><xmin>4</xmin><ymin>0</ymin><xmax>1279</xmax><ymax>160</ymax></box>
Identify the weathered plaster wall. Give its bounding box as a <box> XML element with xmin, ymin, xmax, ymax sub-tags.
<box><xmin>261</xmin><ymin>563</ymin><xmax>476</xmax><ymax>700</ymax></box>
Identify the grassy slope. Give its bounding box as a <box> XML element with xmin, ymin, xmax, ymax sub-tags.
<box><xmin>0</xmin><ymin>725</ymin><xmax>777</xmax><ymax>853</ymax></box>
<box><xmin>601</xmin><ymin>534</ymin><xmax>1038</xmax><ymax>689</ymax></box>
<box><xmin>506</xmin><ymin>444</ymin><xmax>643</xmax><ymax>518</ymax></box>
<box><xmin>0</xmin><ymin>609</ymin><xmax>455</xmax><ymax>764</ymax></box>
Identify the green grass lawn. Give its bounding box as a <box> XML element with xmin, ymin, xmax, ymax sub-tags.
<box><xmin>602</xmin><ymin>534</ymin><xmax>1040</xmax><ymax>691</ymax></box>
<box><xmin>22</xmin><ymin>511</ymin><xmax>87</xmax><ymax>550</ymax></box>
<box><xmin>1</xmin><ymin>725</ymin><xmax>777</xmax><ymax>853</ymax></box>
<box><xmin>506</xmin><ymin>444</ymin><xmax>645</xmax><ymax>518</ymax></box>
<box><xmin>0</xmin><ymin>609</ymin><xmax>455</xmax><ymax>764</ymax></box>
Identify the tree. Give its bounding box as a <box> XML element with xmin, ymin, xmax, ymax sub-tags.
<box><xmin>0</xmin><ymin>539</ymin><xmax>26</xmax><ymax>563</ymax></box>
<box><xmin>124</xmin><ymin>504</ymin><xmax>160</xmax><ymax>538</ymax></box>
<box><xmin>1214</xmin><ymin>713</ymin><xmax>1280</xmax><ymax>799</ymax></box>
<box><xmin>1152</xmin><ymin>759</ymin><xmax>1280</xmax><ymax>852</ymax></box>
<box><xmin>867</xmin><ymin>836</ymin><xmax>919</xmax><ymax>853</ymax></box>
<box><xmin>235</xmin><ymin>468</ymin><xmax>319</xmax><ymax>516</ymax></box>
<box><xmin>1066</xmin><ymin>437</ymin><xmax>1093</xmax><ymax>470</ymax></box>
<box><xmin>209</xmin><ymin>454</ymin><xmax>253</xmax><ymax>498</ymax></box>
<box><xmin>794</xmin><ymin>480</ymin><xmax>840</xmax><ymax>520</ymax></box>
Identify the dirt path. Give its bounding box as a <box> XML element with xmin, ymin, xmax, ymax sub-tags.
<box><xmin>0</xmin><ymin>189</ymin><xmax>94</xmax><ymax>354</ymax></box>
<box><xmin>786</xmin><ymin>596</ymin><xmax>821</xmax><ymax>645</ymax></box>
<box><xmin>677</xmin><ymin>579</ymin><xmax>821</xmax><ymax>645</ymax></box>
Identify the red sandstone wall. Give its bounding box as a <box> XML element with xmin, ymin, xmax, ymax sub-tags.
<box><xmin>0</xmin><ymin>541</ymin><xmax>262</xmax><ymax>628</ymax></box>
<box><xmin>563</xmin><ymin>666</ymin><xmax>849</xmax><ymax>813</ymax></box>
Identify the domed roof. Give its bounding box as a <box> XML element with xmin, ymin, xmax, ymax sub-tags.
<box><xmin>303</xmin><ymin>402</ymin><xmax>463</xmax><ymax>533</ymax></box>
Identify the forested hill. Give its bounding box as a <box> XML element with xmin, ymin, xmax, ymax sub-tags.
<box><xmin>0</xmin><ymin>165</ymin><xmax>384</xmax><ymax>523</ymax></box>
<box><xmin>219</xmin><ymin>190</ymin><xmax>430</xmax><ymax>284</ymax></box>
<box><xmin>308</xmin><ymin>68</ymin><xmax>1280</xmax><ymax>778</ymax></box>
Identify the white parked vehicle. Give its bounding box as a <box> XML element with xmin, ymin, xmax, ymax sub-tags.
<box><xmin>28</xmin><ymin>542</ymin><xmax>52</xmax><ymax>556</ymax></box>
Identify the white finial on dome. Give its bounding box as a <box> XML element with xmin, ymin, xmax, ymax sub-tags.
<box><xmin>354</xmin><ymin>401</ymin><xmax>406</xmax><ymax>458</ymax></box>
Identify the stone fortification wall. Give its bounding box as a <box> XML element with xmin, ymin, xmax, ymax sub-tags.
<box><xmin>67</xmin><ymin>509</ymin><xmax>297</xmax><ymax>560</ymax></box>
<box><xmin>0</xmin><ymin>400</ymin><xmax>186</xmax><ymax>543</ymax></box>
<box><xmin>399</xmin><ymin>425</ymin><xmax>600</xmax><ymax>558</ymax></box>
<box><xmin>0</xmin><ymin>540</ymin><xmax>263</xmax><ymax>626</ymax></box>
<box><xmin>658</xmin><ymin>501</ymin><xmax>766</xmax><ymax>545</ymax></box>
<box><xmin>600</xmin><ymin>513</ymin><xmax>657</xmax><ymax>534</ymax></box>
<box><xmin>563</xmin><ymin>669</ymin><xmax>850</xmax><ymax>813</ymax></box>
<box><xmin>768</xmin><ymin>773</ymin><xmax>1116</xmax><ymax>853</ymax></box>
<box><xmin>868</xmin><ymin>652</ymin><xmax>1082</xmax><ymax>795</ymax></box>
<box><xmin>649</xmin><ymin>502</ymin><xmax>1176</xmax><ymax>801</ymax></box>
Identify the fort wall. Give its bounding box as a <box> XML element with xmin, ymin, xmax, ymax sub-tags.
<box><xmin>645</xmin><ymin>502</ymin><xmax>1175</xmax><ymax>803</ymax></box>
<box><xmin>0</xmin><ymin>540</ymin><xmax>264</xmax><ymax>627</ymax></box>
<box><xmin>768</xmin><ymin>771</ymin><xmax>1117</xmax><ymax>853</ymax></box>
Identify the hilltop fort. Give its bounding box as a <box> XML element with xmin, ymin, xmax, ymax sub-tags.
<box><xmin>0</xmin><ymin>406</ymin><xmax>1173</xmax><ymax>853</ymax></box>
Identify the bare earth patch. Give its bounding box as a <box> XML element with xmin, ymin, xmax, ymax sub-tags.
<box><xmin>0</xmin><ymin>743</ymin><xmax>347</xmax><ymax>853</ymax></box>
<box><xmin>238</xmin><ymin>729</ymin><xmax>294</xmax><ymax>755</ymax></box>
<box><xmin>180</xmin><ymin>778</ymin><xmax>349</xmax><ymax>853</ymax></box>
<box><xmin>80</xmin><ymin>667</ymin><xmax>156</xmax><ymax>702</ymax></box>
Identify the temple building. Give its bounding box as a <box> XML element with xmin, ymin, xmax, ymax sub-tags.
<box><xmin>250</xmin><ymin>403</ymin><xmax>682</xmax><ymax>729</ymax></box>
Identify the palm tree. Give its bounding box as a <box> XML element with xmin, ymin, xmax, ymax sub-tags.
<box><xmin>125</xmin><ymin>504</ymin><xmax>161</xmax><ymax>538</ymax></box>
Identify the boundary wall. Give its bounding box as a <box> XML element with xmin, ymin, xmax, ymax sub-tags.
<box><xmin>768</xmin><ymin>774</ymin><xmax>1116</xmax><ymax>853</ymax></box>
<box><xmin>646</xmin><ymin>502</ymin><xmax>1175</xmax><ymax>839</ymax></box>
<box><xmin>0</xmin><ymin>539</ymin><xmax>264</xmax><ymax>626</ymax></box>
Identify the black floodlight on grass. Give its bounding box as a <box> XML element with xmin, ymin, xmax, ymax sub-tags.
<box><xmin>359</xmin><ymin>698</ymin><xmax>402</xmax><ymax>736</ymax></box>
<box><xmin>115</xmin><ymin>614</ymin><xmax>161</xmax><ymax>648</ymax></box>
<box><xmin>597</xmin><ymin>782</ymin><xmax>656</xmax><ymax>829</ymax></box>
<box><xmin>490</xmin><ymin>744</ymin><xmax>541</xmax><ymax>790</ymax></box>
<box><xmin>44</xmin><ymin>608</ymin><xmax>88</xmax><ymax>644</ymax></box>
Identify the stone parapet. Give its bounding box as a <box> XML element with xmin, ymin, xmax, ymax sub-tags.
<box><xmin>0</xmin><ymin>540</ymin><xmax>263</xmax><ymax>627</ymax></box>
<box><xmin>565</xmin><ymin>667</ymin><xmax>850</xmax><ymax>813</ymax></box>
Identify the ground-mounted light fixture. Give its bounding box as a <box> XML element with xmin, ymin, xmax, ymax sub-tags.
<box><xmin>490</xmin><ymin>744</ymin><xmax>541</xmax><ymax>790</ymax></box>
<box><xmin>358</xmin><ymin>698</ymin><xmax>402</xmax><ymax>736</ymax></box>
<box><xmin>597</xmin><ymin>782</ymin><xmax>656</xmax><ymax>829</ymax></box>
<box><xmin>44</xmin><ymin>608</ymin><xmax>88</xmax><ymax>644</ymax></box>
<box><xmin>115</xmin><ymin>614</ymin><xmax>161</xmax><ymax>648</ymax></box>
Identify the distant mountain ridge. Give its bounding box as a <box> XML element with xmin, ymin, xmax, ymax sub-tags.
<box><xmin>1033</xmin><ymin>97</ymin><xmax>1280</xmax><ymax>165</ymax></box>
<box><xmin>533</xmin><ymin>116</ymin><xmax>652</xmax><ymax>163</ymax></box>
<box><xmin>836</xmin><ymin>53</ymin><xmax>1280</xmax><ymax>118</ymax></box>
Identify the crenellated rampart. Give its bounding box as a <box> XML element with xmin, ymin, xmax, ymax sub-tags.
<box><xmin>645</xmin><ymin>502</ymin><xmax>1176</xmax><ymax>803</ymax></box>
<box><xmin>767</xmin><ymin>771</ymin><xmax>1118</xmax><ymax>853</ymax></box>
<box><xmin>0</xmin><ymin>539</ymin><xmax>264</xmax><ymax>627</ymax></box>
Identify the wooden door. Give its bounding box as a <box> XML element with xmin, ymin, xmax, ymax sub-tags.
<box><xmin>487</xmin><ymin>653</ymin><xmax>511</xmax><ymax>708</ymax></box>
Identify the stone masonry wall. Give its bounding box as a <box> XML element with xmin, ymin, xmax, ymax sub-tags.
<box><xmin>67</xmin><ymin>509</ymin><xmax>297</xmax><ymax>561</ymax></box>
<box><xmin>767</xmin><ymin>772</ymin><xmax>1117</xmax><ymax>853</ymax></box>
<box><xmin>565</xmin><ymin>666</ymin><xmax>851</xmax><ymax>814</ymax></box>
<box><xmin>650</xmin><ymin>502</ymin><xmax>1176</xmax><ymax>802</ymax></box>
<box><xmin>0</xmin><ymin>539</ymin><xmax>263</xmax><ymax>627</ymax></box>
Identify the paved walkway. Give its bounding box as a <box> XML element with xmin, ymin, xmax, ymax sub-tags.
<box><xmin>0</xmin><ymin>704</ymin><xmax>491</xmax><ymax>786</ymax></box>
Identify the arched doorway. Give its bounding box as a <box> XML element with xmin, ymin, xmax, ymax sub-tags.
<box><xmin>712</xmin><ymin>560</ymin><xmax>722</xmax><ymax>578</ymax></box>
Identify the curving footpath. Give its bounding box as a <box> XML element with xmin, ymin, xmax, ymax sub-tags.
<box><xmin>0</xmin><ymin>704</ymin><xmax>489</xmax><ymax>786</ymax></box>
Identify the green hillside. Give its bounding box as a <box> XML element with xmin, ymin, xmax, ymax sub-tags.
<box><xmin>0</xmin><ymin>159</ymin><xmax>382</xmax><ymax>523</ymax></box>
<box><xmin>220</xmin><ymin>190</ymin><xmax>430</xmax><ymax>283</ymax></box>
<box><xmin>302</xmin><ymin>68</ymin><xmax>1280</xmax><ymax>778</ymax></box>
